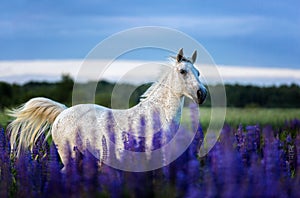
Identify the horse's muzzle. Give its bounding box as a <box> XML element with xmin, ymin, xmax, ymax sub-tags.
<box><xmin>197</xmin><ymin>89</ymin><xmax>207</xmax><ymax>104</ymax></box>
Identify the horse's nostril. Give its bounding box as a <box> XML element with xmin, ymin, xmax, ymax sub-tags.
<box><xmin>197</xmin><ymin>89</ymin><xmax>207</xmax><ymax>104</ymax></box>
<box><xmin>197</xmin><ymin>90</ymin><xmax>201</xmax><ymax>99</ymax></box>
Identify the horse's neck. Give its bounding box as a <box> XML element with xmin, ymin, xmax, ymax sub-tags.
<box><xmin>140</xmin><ymin>80</ymin><xmax>184</xmax><ymax>124</ymax></box>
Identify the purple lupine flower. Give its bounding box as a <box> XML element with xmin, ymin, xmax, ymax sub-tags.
<box><xmin>105</xmin><ymin>110</ymin><xmax>119</xmax><ymax>167</ymax></box>
<box><xmin>189</xmin><ymin>103</ymin><xmax>199</xmax><ymax>133</ymax></box>
<box><xmin>152</xmin><ymin>112</ymin><xmax>163</xmax><ymax>150</ymax></box>
<box><xmin>31</xmin><ymin>154</ymin><xmax>43</xmax><ymax>196</ymax></box>
<box><xmin>152</xmin><ymin>131</ymin><xmax>163</xmax><ymax>150</ymax></box>
<box><xmin>15</xmin><ymin>150</ymin><xmax>34</xmax><ymax>197</ymax></box>
<box><xmin>289</xmin><ymin>119</ymin><xmax>300</xmax><ymax>130</ymax></box>
<box><xmin>246</xmin><ymin>151</ymin><xmax>265</xmax><ymax>197</ymax></box>
<box><xmin>0</xmin><ymin>126</ymin><xmax>12</xmax><ymax>198</ymax></box>
<box><xmin>295</xmin><ymin>132</ymin><xmax>300</xmax><ymax>170</ymax></box>
<box><xmin>202</xmin><ymin>154</ymin><xmax>218</xmax><ymax>197</ymax></box>
<box><xmin>32</xmin><ymin>133</ymin><xmax>49</xmax><ymax>195</ymax></box>
<box><xmin>3</xmin><ymin>112</ymin><xmax>300</xmax><ymax>196</ymax></box>
<box><xmin>277</xmin><ymin>135</ymin><xmax>289</xmax><ymax>177</ymax></box>
<box><xmin>185</xmin><ymin>186</ymin><xmax>202</xmax><ymax>198</ymax></box>
<box><xmin>135</xmin><ymin>115</ymin><xmax>146</xmax><ymax>152</ymax></box>
<box><xmin>122</xmin><ymin>131</ymin><xmax>130</xmax><ymax>150</ymax></box>
<box><xmin>261</xmin><ymin>126</ymin><xmax>281</xmax><ymax>196</ymax></box>
<box><xmin>106</xmin><ymin>110</ymin><xmax>115</xmax><ymax>143</ymax></box>
<box><xmin>82</xmin><ymin>143</ymin><xmax>99</xmax><ymax>194</ymax></box>
<box><xmin>291</xmin><ymin>138</ymin><xmax>300</xmax><ymax>198</ymax></box>
<box><xmin>200</xmin><ymin>163</ymin><xmax>219</xmax><ymax>197</ymax></box>
<box><xmin>235</xmin><ymin>124</ymin><xmax>249</xmax><ymax>165</ymax></box>
<box><xmin>219</xmin><ymin>126</ymin><xmax>242</xmax><ymax>197</ymax></box>
<box><xmin>99</xmin><ymin>135</ymin><xmax>108</xmax><ymax>165</ymax></box>
<box><xmin>189</xmin><ymin>123</ymin><xmax>204</xmax><ymax>160</ymax></box>
<box><xmin>293</xmin><ymin>131</ymin><xmax>300</xmax><ymax>196</ymax></box>
<box><xmin>63</xmin><ymin>143</ymin><xmax>82</xmax><ymax>197</ymax></box>
<box><xmin>245</xmin><ymin>125</ymin><xmax>261</xmax><ymax>153</ymax></box>
<box><xmin>0</xmin><ymin>126</ymin><xmax>9</xmax><ymax>153</ymax></box>
<box><xmin>176</xmin><ymin>170</ymin><xmax>187</xmax><ymax>197</ymax></box>
<box><xmin>187</xmin><ymin>159</ymin><xmax>201</xmax><ymax>185</ymax></box>
<box><xmin>98</xmin><ymin>164</ymin><xmax>124</xmax><ymax>198</ymax></box>
<box><xmin>208</xmin><ymin>140</ymin><xmax>223</xmax><ymax>177</ymax></box>
<box><xmin>44</xmin><ymin>142</ymin><xmax>64</xmax><ymax>197</ymax></box>
<box><xmin>32</xmin><ymin>133</ymin><xmax>47</xmax><ymax>159</ymax></box>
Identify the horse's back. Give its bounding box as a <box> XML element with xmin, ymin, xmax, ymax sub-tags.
<box><xmin>51</xmin><ymin>104</ymin><xmax>109</xmax><ymax>154</ymax></box>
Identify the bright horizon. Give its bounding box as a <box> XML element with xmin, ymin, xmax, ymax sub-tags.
<box><xmin>1</xmin><ymin>59</ymin><xmax>299</xmax><ymax>86</ymax></box>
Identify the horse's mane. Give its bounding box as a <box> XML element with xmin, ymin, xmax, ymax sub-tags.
<box><xmin>139</xmin><ymin>79</ymin><xmax>165</xmax><ymax>102</ymax></box>
<box><xmin>139</xmin><ymin>58</ymin><xmax>175</xmax><ymax>101</ymax></box>
<box><xmin>139</xmin><ymin>54</ymin><xmax>193</xmax><ymax>102</ymax></box>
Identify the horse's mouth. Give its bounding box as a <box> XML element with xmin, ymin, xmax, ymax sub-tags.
<box><xmin>197</xmin><ymin>89</ymin><xmax>207</xmax><ymax>104</ymax></box>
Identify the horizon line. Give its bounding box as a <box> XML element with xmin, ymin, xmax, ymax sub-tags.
<box><xmin>0</xmin><ymin>59</ymin><xmax>299</xmax><ymax>86</ymax></box>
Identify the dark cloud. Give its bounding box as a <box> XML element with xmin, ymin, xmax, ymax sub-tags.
<box><xmin>0</xmin><ymin>0</ymin><xmax>299</xmax><ymax>69</ymax></box>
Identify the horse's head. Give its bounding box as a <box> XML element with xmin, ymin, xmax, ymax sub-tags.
<box><xmin>172</xmin><ymin>48</ymin><xmax>207</xmax><ymax>104</ymax></box>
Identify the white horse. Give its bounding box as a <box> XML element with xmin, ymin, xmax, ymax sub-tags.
<box><xmin>8</xmin><ymin>48</ymin><xmax>207</xmax><ymax>168</ymax></box>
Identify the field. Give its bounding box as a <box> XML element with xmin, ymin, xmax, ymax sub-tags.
<box><xmin>1</xmin><ymin>107</ymin><xmax>300</xmax><ymax>197</ymax></box>
<box><xmin>185</xmin><ymin>107</ymin><xmax>300</xmax><ymax>130</ymax></box>
<box><xmin>2</xmin><ymin>108</ymin><xmax>300</xmax><ymax>130</ymax></box>
<box><xmin>0</xmin><ymin>111</ymin><xmax>10</xmax><ymax>128</ymax></box>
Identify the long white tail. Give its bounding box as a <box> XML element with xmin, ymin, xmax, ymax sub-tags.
<box><xmin>7</xmin><ymin>97</ymin><xmax>67</xmax><ymax>157</ymax></box>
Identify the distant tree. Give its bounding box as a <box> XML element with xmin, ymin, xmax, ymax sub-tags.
<box><xmin>129</xmin><ymin>83</ymin><xmax>152</xmax><ymax>107</ymax></box>
<box><xmin>54</xmin><ymin>74</ymin><xmax>74</xmax><ymax>106</ymax></box>
<box><xmin>1</xmin><ymin>77</ymin><xmax>300</xmax><ymax>109</ymax></box>
<box><xmin>0</xmin><ymin>82</ymin><xmax>13</xmax><ymax>109</ymax></box>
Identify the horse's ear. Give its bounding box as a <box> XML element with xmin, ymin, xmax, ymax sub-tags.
<box><xmin>191</xmin><ymin>50</ymin><xmax>197</xmax><ymax>63</ymax></box>
<box><xmin>176</xmin><ymin>48</ymin><xmax>184</xmax><ymax>62</ymax></box>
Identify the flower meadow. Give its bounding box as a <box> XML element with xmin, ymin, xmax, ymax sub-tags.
<box><xmin>1</xmin><ymin>117</ymin><xmax>300</xmax><ymax>198</ymax></box>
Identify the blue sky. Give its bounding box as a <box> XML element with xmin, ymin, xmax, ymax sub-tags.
<box><xmin>0</xmin><ymin>0</ymin><xmax>299</xmax><ymax>69</ymax></box>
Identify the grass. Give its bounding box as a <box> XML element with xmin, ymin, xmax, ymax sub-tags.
<box><xmin>222</xmin><ymin>108</ymin><xmax>300</xmax><ymax>127</ymax></box>
<box><xmin>0</xmin><ymin>110</ymin><xmax>10</xmax><ymax>128</ymax></box>
<box><xmin>183</xmin><ymin>107</ymin><xmax>300</xmax><ymax>130</ymax></box>
<box><xmin>1</xmin><ymin>108</ymin><xmax>300</xmax><ymax>131</ymax></box>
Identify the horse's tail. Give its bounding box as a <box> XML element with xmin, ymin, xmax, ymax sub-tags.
<box><xmin>7</xmin><ymin>97</ymin><xmax>67</xmax><ymax>157</ymax></box>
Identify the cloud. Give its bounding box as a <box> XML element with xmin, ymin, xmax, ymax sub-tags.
<box><xmin>113</xmin><ymin>15</ymin><xmax>268</xmax><ymax>37</ymax></box>
<box><xmin>0</xmin><ymin>14</ymin><xmax>271</xmax><ymax>38</ymax></box>
<box><xmin>1</xmin><ymin>60</ymin><xmax>299</xmax><ymax>86</ymax></box>
<box><xmin>215</xmin><ymin>65</ymin><xmax>300</xmax><ymax>86</ymax></box>
<box><xmin>0</xmin><ymin>1</ymin><xmax>299</xmax><ymax>69</ymax></box>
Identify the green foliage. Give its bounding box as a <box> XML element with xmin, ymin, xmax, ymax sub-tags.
<box><xmin>0</xmin><ymin>82</ymin><xmax>13</xmax><ymax>109</ymax></box>
<box><xmin>0</xmin><ymin>112</ymin><xmax>10</xmax><ymax>127</ymax></box>
<box><xmin>54</xmin><ymin>74</ymin><xmax>74</xmax><ymax>106</ymax></box>
<box><xmin>1</xmin><ymin>75</ymin><xmax>300</xmax><ymax>110</ymax></box>
<box><xmin>0</xmin><ymin>75</ymin><xmax>74</xmax><ymax>109</ymax></box>
<box><xmin>224</xmin><ymin>83</ymin><xmax>300</xmax><ymax>108</ymax></box>
<box><xmin>129</xmin><ymin>83</ymin><xmax>151</xmax><ymax>107</ymax></box>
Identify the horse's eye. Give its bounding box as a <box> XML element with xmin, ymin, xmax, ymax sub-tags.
<box><xmin>180</xmin><ymin>69</ymin><xmax>187</xmax><ymax>75</ymax></box>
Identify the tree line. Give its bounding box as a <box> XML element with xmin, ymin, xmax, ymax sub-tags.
<box><xmin>0</xmin><ymin>75</ymin><xmax>300</xmax><ymax>109</ymax></box>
